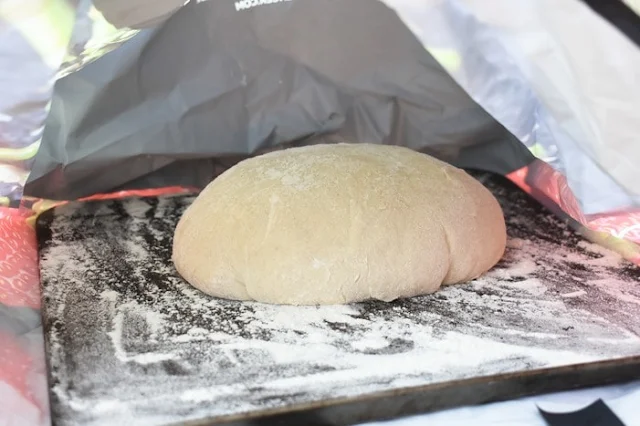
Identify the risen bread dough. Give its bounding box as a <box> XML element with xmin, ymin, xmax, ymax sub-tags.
<box><xmin>172</xmin><ymin>143</ymin><xmax>506</xmax><ymax>305</ymax></box>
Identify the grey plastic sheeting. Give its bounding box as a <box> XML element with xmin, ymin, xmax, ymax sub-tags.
<box><xmin>26</xmin><ymin>0</ymin><xmax>532</xmax><ymax>200</ymax></box>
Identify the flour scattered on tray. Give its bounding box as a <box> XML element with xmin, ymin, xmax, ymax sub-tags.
<box><xmin>37</xmin><ymin>174</ymin><xmax>640</xmax><ymax>426</ymax></box>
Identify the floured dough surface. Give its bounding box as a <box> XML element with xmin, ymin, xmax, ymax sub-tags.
<box><xmin>172</xmin><ymin>143</ymin><xmax>506</xmax><ymax>305</ymax></box>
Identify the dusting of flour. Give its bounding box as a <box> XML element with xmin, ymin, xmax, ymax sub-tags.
<box><xmin>37</xmin><ymin>174</ymin><xmax>640</xmax><ymax>426</ymax></box>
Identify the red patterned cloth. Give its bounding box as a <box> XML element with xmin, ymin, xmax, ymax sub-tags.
<box><xmin>0</xmin><ymin>208</ymin><xmax>47</xmax><ymax>425</ymax></box>
<box><xmin>0</xmin><ymin>207</ymin><xmax>40</xmax><ymax>309</ymax></box>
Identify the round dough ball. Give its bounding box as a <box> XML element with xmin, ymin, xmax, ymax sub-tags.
<box><xmin>172</xmin><ymin>143</ymin><xmax>506</xmax><ymax>305</ymax></box>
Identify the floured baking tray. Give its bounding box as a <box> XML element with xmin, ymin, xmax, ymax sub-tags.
<box><xmin>37</xmin><ymin>172</ymin><xmax>640</xmax><ymax>426</ymax></box>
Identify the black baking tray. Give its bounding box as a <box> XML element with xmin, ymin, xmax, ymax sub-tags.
<box><xmin>37</xmin><ymin>172</ymin><xmax>640</xmax><ymax>426</ymax></box>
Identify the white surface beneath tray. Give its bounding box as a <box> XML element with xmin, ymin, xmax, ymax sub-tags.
<box><xmin>363</xmin><ymin>381</ymin><xmax>640</xmax><ymax>426</ymax></box>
